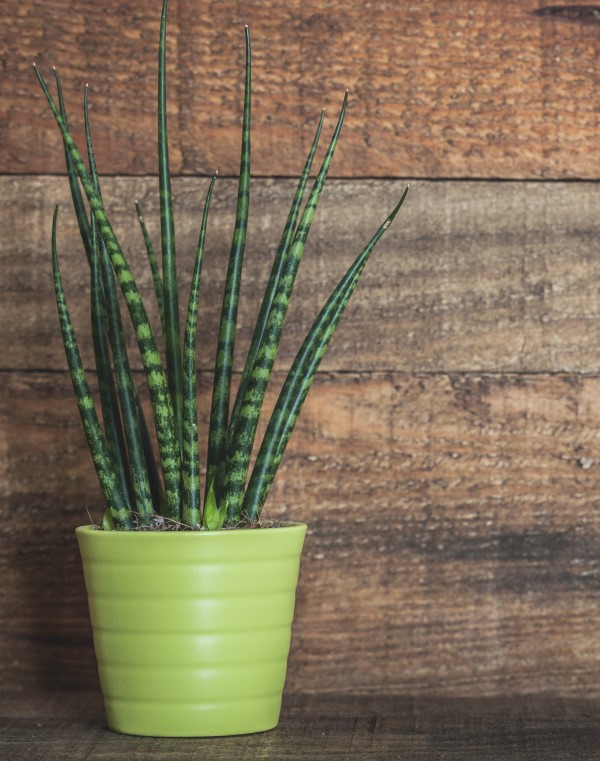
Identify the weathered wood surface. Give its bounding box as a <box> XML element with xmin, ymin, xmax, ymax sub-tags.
<box><xmin>4</xmin><ymin>370</ymin><xmax>600</xmax><ymax>696</ymax></box>
<box><xmin>4</xmin><ymin>0</ymin><xmax>600</xmax><ymax>178</ymax></box>
<box><xmin>2</xmin><ymin>691</ymin><xmax>600</xmax><ymax>760</ymax></box>
<box><xmin>5</xmin><ymin>0</ymin><xmax>600</xmax><ymax>707</ymax></box>
<box><xmin>4</xmin><ymin>177</ymin><xmax>600</xmax><ymax>374</ymax></box>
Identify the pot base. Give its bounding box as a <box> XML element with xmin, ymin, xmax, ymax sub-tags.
<box><xmin>105</xmin><ymin>695</ymin><xmax>282</xmax><ymax>737</ymax></box>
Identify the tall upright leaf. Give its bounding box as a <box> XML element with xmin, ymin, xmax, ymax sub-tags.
<box><xmin>51</xmin><ymin>206</ymin><xmax>133</xmax><ymax>530</ymax></box>
<box><xmin>242</xmin><ymin>187</ymin><xmax>409</xmax><ymax>521</ymax></box>
<box><xmin>182</xmin><ymin>173</ymin><xmax>217</xmax><ymax>527</ymax></box>
<box><xmin>158</xmin><ymin>0</ymin><xmax>183</xmax><ymax>450</ymax></box>
<box><xmin>206</xmin><ymin>26</ymin><xmax>251</xmax><ymax>503</ymax></box>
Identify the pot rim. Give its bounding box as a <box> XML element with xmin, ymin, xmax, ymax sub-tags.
<box><xmin>75</xmin><ymin>521</ymin><xmax>307</xmax><ymax>538</ymax></box>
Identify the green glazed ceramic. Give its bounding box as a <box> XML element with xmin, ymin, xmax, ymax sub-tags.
<box><xmin>76</xmin><ymin>523</ymin><xmax>307</xmax><ymax>737</ymax></box>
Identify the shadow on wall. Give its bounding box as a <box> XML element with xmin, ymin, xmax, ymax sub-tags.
<box><xmin>2</xmin><ymin>374</ymin><xmax>102</xmax><ymax>693</ymax></box>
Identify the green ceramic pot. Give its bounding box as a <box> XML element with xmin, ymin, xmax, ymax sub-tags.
<box><xmin>76</xmin><ymin>523</ymin><xmax>307</xmax><ymax>737</ymax></box>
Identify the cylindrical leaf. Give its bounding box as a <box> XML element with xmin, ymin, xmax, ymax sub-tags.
<box><xmin>206</xmin><ymin>26</ymin><xmax>251</xmax><ymax>504</ymax></box>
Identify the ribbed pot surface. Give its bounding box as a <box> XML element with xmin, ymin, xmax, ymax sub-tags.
<box><xmin>76</xmin><ymin>523</ymin><xmax>306</xmax><ymax>737</ymax></box>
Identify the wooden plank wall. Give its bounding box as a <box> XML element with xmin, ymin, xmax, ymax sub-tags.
<box><xmin>2</xmin><ymin>0</ymin><xmax>600</xmax><ymax>698</ymax></box>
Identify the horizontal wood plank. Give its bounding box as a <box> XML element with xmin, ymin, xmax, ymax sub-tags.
<box><xmin>2</xmin><ymin>692</ymin><xmax>600</xmax><ymax>760</ymax></box>
<box><xmin>4</xmin><ymin>0</ymin><xmax>600</xmax><ymax>178</ymax></box>
<box><xmin>4</xmin><ymin>370</ymin><xmax>600</xmax><ymax>696</ymax></box>
<box><xmin>4</xmin><ymin>176</ymin><xmax>600</xmax><ymax>374</ymax></box>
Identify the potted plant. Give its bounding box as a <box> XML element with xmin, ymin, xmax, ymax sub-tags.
<box><xmin>33</xmin><ymin>0</ymin><xmax>407</xmax><ymax>738</ymax></box>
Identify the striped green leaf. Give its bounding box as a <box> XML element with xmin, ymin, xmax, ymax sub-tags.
<box><xmin>223</xmin><ymin>96</ymin><xmax>348</xmax><ymax>520</ymax></box>
<box><xmin>158</xmin><ymin>0</ymin><xmax>183</xmax><ymax>451</ymax></box>
<box><xmin>51</xmin><ymin>206</ymin><xmax>133</xmax><ymax>530</ymax></box>
<box><xmin>242</xmin><ymin>186</ymin><xmax>409</xmax><ymax>521</ymax></box>
<box><xmin>206</xmin><ymin>26</ymin><xmax>251</xmax><ymax>503</ymax></box>
<box><xmin>182</xmin><ymin>173</ymin><xmax>217</xmax><ymax>527</ymax></box>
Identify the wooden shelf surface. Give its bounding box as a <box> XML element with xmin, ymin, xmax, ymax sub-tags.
<box><xmin>2</xmin><ymin>691</ymin><xmax>600</xmax><ymax>760</ymax></box>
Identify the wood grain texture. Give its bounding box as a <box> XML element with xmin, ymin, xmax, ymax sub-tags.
<box><xmin>5</xmin><ymin>0</ymin><xmax>600</xmax><ymax>709</ymax></box>
<box><xmin>4</xmin><ymin>370</ymin><xmax>600</xmax><ymax>697</ymax></box>
<box><xmin>2</xmin><ymin>692</ymin><xmax>600</xmax><ymax>760</ymax></box>
<box><xmin>3</xmin><ymin>0</ymin><xmax>600</xmax><ymax>178</ymax></box>
<box><xmin>4</xmin><ymin>176</ymin><xmax>600</xmax><ymax>374</ymax></box>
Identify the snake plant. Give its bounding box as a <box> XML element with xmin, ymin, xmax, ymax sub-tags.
<box><xmin>34</xmin><ymin>0</ymin><xmax>408</xmax><ymax>530</ymax></box>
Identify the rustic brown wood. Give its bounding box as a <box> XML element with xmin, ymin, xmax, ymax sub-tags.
<box><xmin>4</xmin><ymin>0</ymin><xmax>600</xmax><ymax>178</ymax></box>
<box><xmin>4</xmin><ymin>370</ymin><xmax>600</xmax><ymax>697</ymax></box>
<box><xmin>2</xmin><ymin>691</ymin><xmax>600</xmax><ymax>759</ymax></box>
<box><xmin>6</xmin><ymin>0</ymin><xmax>600</xmax><ymax>737</ymax></box>
<box><xmin>4</xmin><ymin>176</ymin><xmax>600</xmax><ymax>374</ymax></box>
